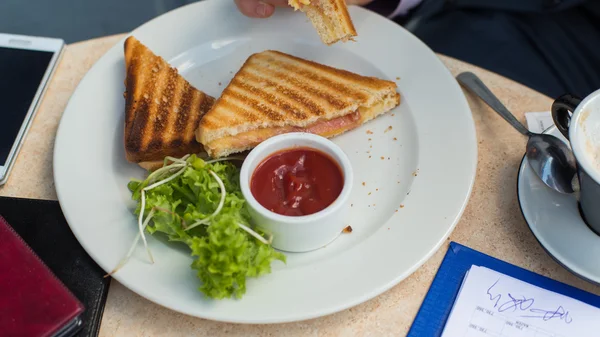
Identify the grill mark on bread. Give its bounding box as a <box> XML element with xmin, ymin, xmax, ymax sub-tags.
<box><xmin>184</xmin><ymin>91</ymin><xmax>202</xmax><ymax>144</ymax></box>
<box><xmin>231</xmin><ymin>73</ymin><xmax>309</xmax><ymax>119</ymax></box>
<box><xmin>243</xmin><ymin>56</ymin><xmax>353</xmax><ymax>112</ymax></box>
<box><xmin>124</xmin><ymin>39</ymin><xmax>144</xmax><ymax>154</ymax></box>
<box><xmin>169</xmin><ymin>139</ymin><xmax>184</xmax><ymax>150</ymax></box>
<box><xmin>264</xmin><ymin>51</ymin><xmax>391</xmax><ymax>91</ymax></box>
<box><xmin>278</xmin><ymin>75</ymin><xmax>348</xmax><ymax>110</ymax></box>
<box><xmin>143</xmin><ymin>57</ymin><xmax>169</xmax><ymax>150</ymax></box>
<box><xmin>153</xmin><ymin>66</ymin><xmax>177</xmax><ymax>137</ymax></box>
<box><xmin>161</xmin><ymin>73</ymin><xmax>185</xmax><ymax>151</ymax></box>
<box><xmin>200</xmin><ymin>95</ymin><xmax>216</xmax><ymax>118</ymax></box>
<box><xmin>198</xmin><ymin>112</ymin><xmax>223</xmax><ymax>130</ymax></box>
<box><xmin>226</xmin><ymin>85</ymin><xmax>286</xmax><ymax>122</ymax></box>
<box><xmin>174</xmin><ymin>82</ymin><xmax>194</xmax><ymax>135</ymax></box>
<box><xmin>196</xmin><ymin>95</ymin><xmax>216</xmax><ymax>134</ymax></box>
<box><xmin>124</xmin><ymin>39</ymin><xmax>140</xmax><ymax>140</ymax></box>
<box><xmin>133</xmin><ymin>48</ymin><xmax>158</xmax><ymax>153</ymax></box>
<box><xmin>201</xmin><ymin>99</ymin><xmax>243</xmax><ymax>128</ymax></box>
<box><xmin>127</xmin><ymin>95</ymin><xmax>150</xmax><ymax>155</ymax></box>
<box><xmin>263</xmin><ymin>58</ymin><xmax>370</xmax><ymax>102</ymax></box>
<box><xmin>242</xmin><ymin>68</ymin><xmax>335</xmax><ymax>116</ymax></box>
<box><xmin>249</xmin><ymin>64</ymin><xmax>349</xmax><ymax>111</ymax></box>
<box><xmin>229</xmin><ymin>78</ymin><xmax>285</xmax><ymax>121</ymax></box>
<box><xmin>189</xmin><ymin>94</ymin><xmax>215</xmax><ymax>147</ymax></box>
<box><xmin>215</xmin><ymin>98</ymin><xmax>261</xmax><ymax>126</ymax></box>
<box><xmin>127</xmin><ymin>47</ymin><xmax>156</xmax><ymax>154</ymax></box>
<box><xmin>146</xmin><ymin>139</ymin><xmax>163</xmax><ymax>154</ymax></box>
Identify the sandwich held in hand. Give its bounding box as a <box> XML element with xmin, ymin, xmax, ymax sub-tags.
<box><xmin>196</xmin><ymin>50</ymin><xmax>400</xmax><ymax>158</ymax></box>
<box><xmin>289</xmin><ymin>0</ymin><xmax>357</xmax><ymax>45</ymax></box>
<box><xmin>123</xmin><ymin>36</ymin><xmax>215</xmax><ymax>170</ymax></box>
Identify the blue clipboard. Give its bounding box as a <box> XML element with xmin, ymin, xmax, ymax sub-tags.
<box><xmin>407</xmin><ymin>242</ymin><xmax>600</xmax><ymax>337</ymax></box>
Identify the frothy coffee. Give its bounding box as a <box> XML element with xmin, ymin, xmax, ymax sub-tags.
<box><xmin>575</xmin><ymin>97</ymin><xmax>600</xmax><ymax>175</ymax></box>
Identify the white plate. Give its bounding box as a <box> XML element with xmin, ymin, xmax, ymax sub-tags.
<box><xmin>518</xmin><ymin>126</ymin><xmax>600</xmax><ymax>285</ymax></box>
<box><xmin>54</xmin><ymin>0</ymin><xmax>477</xmax><ymax>323</ymax></box>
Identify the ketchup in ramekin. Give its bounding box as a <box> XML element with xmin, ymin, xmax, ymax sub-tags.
<box><xmin>239</xmin><ymin>132</ymin><xmax>353</xmax><ymax>252</ymax></box>
<box><xmin>250</xmin><ymin>148</ymin><xmax>344</xmax><ymax>217</ymax></box>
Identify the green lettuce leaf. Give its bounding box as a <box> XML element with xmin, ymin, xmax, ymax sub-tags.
<box><xmin>128</xmin><ymin>155</ymin><xmax>285</xmax><ymax>299</ymax></box>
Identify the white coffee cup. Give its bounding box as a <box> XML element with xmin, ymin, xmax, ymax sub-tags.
<box><xmin>552</xmin><ymin>89</ymin><xmax>600</xmax><ymax>233</ymax></box>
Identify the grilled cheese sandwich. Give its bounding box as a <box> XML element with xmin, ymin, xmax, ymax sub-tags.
<box><xmin>196</xmin><ymin>50</ymin><xmax>400</xmax><ymax>158</ymax></box>
<box><xmin>123</xmin><ymin>36</ymin><xmax>215</xmax><ymax>167</ymax></box>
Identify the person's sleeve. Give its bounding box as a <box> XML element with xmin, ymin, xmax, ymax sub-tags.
<box><xmin>388</xmin><ymin>0</ymin><xmax>423</xmax><ymax>19</ymax></box>
<box><xmin>363</xmin><ymin>0</ymin><xmax>401</xmax><ymax>18</ymax></box>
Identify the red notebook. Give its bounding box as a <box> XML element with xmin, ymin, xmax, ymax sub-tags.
<box><xmin>0</xmin><ymin>216</ymin><xmax>84</xmax><ymax>337</ymax></box>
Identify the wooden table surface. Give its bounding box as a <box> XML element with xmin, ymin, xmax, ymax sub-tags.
<box><xmin>3</xmin><ymin>33</ymin><xmax>599</xmax><ymax>336</ymax></box>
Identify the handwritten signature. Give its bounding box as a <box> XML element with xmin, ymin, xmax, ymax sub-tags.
<box><xmin>486</xmin><ymin>279</ymin><xmax>573</xmax><ymax>324</ymax></box>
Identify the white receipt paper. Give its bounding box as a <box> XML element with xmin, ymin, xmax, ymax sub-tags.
<box><xmin>441</xmin><ymin>266</ymin><xmax>600</xmax><ymax>337</ymax></box>
<box><xmin>525</xmin><ymin>111</ymin><xmax>554</xmax><ymax>134</ymax></box>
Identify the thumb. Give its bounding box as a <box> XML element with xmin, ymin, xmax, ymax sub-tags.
<box><xmin>234</xmin><ymin>0</ymin><xmax>276</xmax><ymax>18</ymax></box>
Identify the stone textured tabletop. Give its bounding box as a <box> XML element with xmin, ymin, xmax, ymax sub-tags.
<box><xmin>2</xmin><ymin>33</ymin><xmax>599</xmax><ymax>336</ymax></box>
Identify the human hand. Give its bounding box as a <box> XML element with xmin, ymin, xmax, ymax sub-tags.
<box><xmin>234</xmin><ymin>0</ymin><xmax>374</xmax><ymax>18</ymax></box>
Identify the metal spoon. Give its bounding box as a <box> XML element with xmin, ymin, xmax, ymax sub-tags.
<box><xmin>457</xmin><ymin>71</ymin><xmax>578</xmax><ymax>194</ymax></box>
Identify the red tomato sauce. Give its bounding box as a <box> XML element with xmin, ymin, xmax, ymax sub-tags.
<box><xmin>250</xmin><ymin>148</ymin><xmax>344</xmax><ymax>216</ymax></box>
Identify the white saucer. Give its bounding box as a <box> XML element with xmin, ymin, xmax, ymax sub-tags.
<box><xmin>518</xmin><ymin>126</ymin><xmax>600</xmax><ymax>285</ymax></box>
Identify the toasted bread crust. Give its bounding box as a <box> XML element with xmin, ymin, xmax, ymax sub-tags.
<box><xmin>197</xmin><ymin>50</ymin><xmax>397</xmax><ymax>147</ymax></box>
<box><xmin>123</xmin><ymin>36</ymin><xmax>215</xmax><ymax>163</ymax></box>
<box><xmin>302</xmin><ymin>0</ymin><xmax>357</xmax><ymax>45</ymax></box>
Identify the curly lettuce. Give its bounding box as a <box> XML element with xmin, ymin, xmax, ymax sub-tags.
<box><xmin>127</xmin><ymin>155</ymin><xmax>285</xmax><ymax>299</ymax></box>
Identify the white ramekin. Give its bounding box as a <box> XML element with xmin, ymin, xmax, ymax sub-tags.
<box><xmin>239</xmin><ymin>132</ymin><xmax>353</xmax><ymax>253</ymax></box>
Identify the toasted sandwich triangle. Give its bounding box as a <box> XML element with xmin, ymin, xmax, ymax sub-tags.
<box><xmin>297</xmin><ymin>0</ymin><xmax>357</xmax><ymax>45</ymax></box>
<box><xmin>196</xmin><ymin>50</ymin><xmax>400</xmax><ymax>158</ymax></box>
<box><xmin>123</xmin><ymin>36</ymin><xmax>215</xmax><ymax>164</ymax></box>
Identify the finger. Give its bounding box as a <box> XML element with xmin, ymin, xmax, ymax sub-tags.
<box><xmin>234</xmin><ymin>0</ymin><xmax>276</xmax><ymax>18</ymax></box>
<box><xmin>266</xmin><ymin>0</ymin><xmax>289</xmax><ymax>7</ymax></box>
